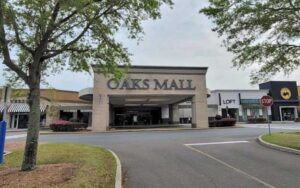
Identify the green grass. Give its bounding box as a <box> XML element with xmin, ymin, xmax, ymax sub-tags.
<box><xmin>262</xmin><ymin>132</ymin><xmax>300</xmax><ymax>150</ymax></box>
<box><xmin>1</xmin><ymin>143</ymin><xmax>116</xmax><ymax>188</ymax></box>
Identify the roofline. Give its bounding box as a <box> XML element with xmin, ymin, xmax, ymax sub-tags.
<box><xmin>119</xmin><ymin>65</ymin><xmax>208</xmax><ymax>71</ymax></box>
<box><xmin>0</xmin><ymin>88</ymin><xmax>79</xmax><ymax>93</ymax></box>
<box><xmin>211</xmin><ymin>89</ymin><xmax>269</xmax><ymax>92</ymax></box>
<box><xmin>260</xmin><ymin>81</ymin><xmax>297</xmax><ymax>84</ymax></box>
<box><xmin>93</xmin><ymin>65</ymin><xmax>208</xmax><ymax>75</ymax></box>
<box><xmin>91</xmin><ymin>64</ymin><xmax>208</xmax><ymax>71</ymax></box>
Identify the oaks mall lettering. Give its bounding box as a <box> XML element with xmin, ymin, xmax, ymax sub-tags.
<box><xmin>107</xmin><ymin>79</ymin><xmax>196</xmax><ymax>90</ymax></box>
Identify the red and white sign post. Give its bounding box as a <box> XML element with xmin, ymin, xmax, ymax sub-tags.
<box><xmin>260</xmin><ymin>95</ymin><xmax>273</xmax><ymax>135</ymax></box>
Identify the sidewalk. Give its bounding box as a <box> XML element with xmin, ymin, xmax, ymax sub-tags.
<box><xmin>242</xmin><ymin>123</ymin><xmax>300</xmax><ymax>130</ymax></box>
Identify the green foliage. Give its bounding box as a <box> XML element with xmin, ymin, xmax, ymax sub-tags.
<box><xmin>201</xmin><ymin>0</ymin><xmax>300</xmax><ymax>83</ymax></box>
<box><xmin>262</xmin><ymin>132</ymin><xmax>300</xmax><ymax>150</ymax></box>
<box><xmin>1</xmin><ymin>143</ymin><xmax>117</xmax><ymax>187</ymax></box>
<box><xmin>0</xmin><ymin>0</ymin><xmax>173</xmax><ymax>84</ymax></box>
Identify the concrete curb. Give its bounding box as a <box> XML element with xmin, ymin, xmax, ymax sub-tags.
<box><xmin>108</xmin><ymin>149</ymin><xmax>122</xmax><ymax>188</ymax></box>
<box><xmin>4</xmin><ymin>150</ymin><xmax>12</xmax><ymax>156</ymax></box>
<box><xmin>40</xmin><ymin>126</ymin><xmax>242</xmax><ymax>135</ymax></box>
<box><xmin>257</xmin><ymin>135</ymin><xmax>300</xmax><ymax>155</ymax></box>
<box><xmin>40</xmin><ymin>128</ymin><xmax>207</xmax><ymax>135</ymax></box>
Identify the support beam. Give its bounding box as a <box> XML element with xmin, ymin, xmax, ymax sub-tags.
<box><xmin>192</xmin><ymin>95</ymin><xmax>208</xmax><ymax>129</ymax></box>
<box><xmin>92</xmin><ymin>94</ymin><xmax>109</xmax><ymax>131</ymax></box>
<box><xmin>172</xmin><ymin>104</ymin><xmax>180</xmax><ymax>124</ymax></box>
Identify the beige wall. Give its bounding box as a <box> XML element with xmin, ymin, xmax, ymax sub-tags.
<box><xmin>92</xmin><ymin>67</ymin><xmax>208</xmax><ymax>131</ymax></box>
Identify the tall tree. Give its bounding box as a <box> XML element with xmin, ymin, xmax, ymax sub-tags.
<box><xmin>201</xmin><ymin>0</ymin><xmax>300</xmax><ymax>83</ymax></box>
<box><xmin>0</xmin><ymin>0</ymin><xmax>173</xmax><ymax>171</ymax></box>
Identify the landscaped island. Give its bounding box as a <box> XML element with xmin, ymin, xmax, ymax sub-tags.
<box><xmin>262</xmin><ymin>132</ymin><xmax>300</xmax><ymax>150</ymax></box>
<box><xmin>0</xmin><ymin>143</ymin><xmax>116</xmax><ymax>188</ymax></box>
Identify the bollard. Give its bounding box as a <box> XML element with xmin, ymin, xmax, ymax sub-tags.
<box><xmin>0</xmin><ymin>121</ymin><xmax>7</xmax><ymax>165</ymax></box>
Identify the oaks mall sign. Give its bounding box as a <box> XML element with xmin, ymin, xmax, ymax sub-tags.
<box><xmin>107</xmin><ymin>79</ymin><xmax>196</xmax><ymax>90</ymax></box>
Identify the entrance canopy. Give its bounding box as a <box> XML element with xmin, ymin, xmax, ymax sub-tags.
<box><xmin>89</xmin><ymin>65</ymin><xmax>209</xmax><ymax>131</ymax></box>
<box><xmin>109</xmin><ymin>95</ymin><xmax>193</xmax><ymax>107</ymax></box>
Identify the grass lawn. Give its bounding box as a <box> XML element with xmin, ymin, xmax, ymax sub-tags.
<box><xmin>262</xmin><ymin>132</ymin><xmax>300</xmax><ymax>150</ymax></box>
<box><xmin>0</xmin><ymin>143</ymin><xmax>116</xmax><ymax>188</ymax></box>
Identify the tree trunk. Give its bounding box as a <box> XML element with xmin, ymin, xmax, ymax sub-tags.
<box><xmin>21</xmin><ymin>79</ymin><xmax>41</xmax><ymax>171</ymax></box>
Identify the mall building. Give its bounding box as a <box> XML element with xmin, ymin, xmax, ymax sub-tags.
<box><xmin>0</xmin><ymin>88</ymin><xmax>92</xmax><ymax>129</ymax></box>
<box><xmin>79</xmin><ymin>66</ymin><xmax>209</xmax><ymax>131</ymax></box>
<box><xmin>207</xmin><ymin>89</ymin><xmax>270</xmax><ymax>122</ymax></box>
<box><xmin>1</xmin><ymin>66</ymin><xmax>300</xmax><ymax>130</ymax></box>
<box><xmin>259</xmin><ymin>81</ymin><xmax>299</xmax><ymax>121</ymax></box>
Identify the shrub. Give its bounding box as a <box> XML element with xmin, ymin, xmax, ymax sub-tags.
<box><xmin>50</xmin><ymin>120</ymin><xmax>88</xmax><ymax>132</ymax></box>
<box><xmin>209</xmin><ymin>118</ymin><xmax>236</xmax><ymax>127</ymax></box>
<box><xmin>295</xmin><ymin>118</ymin><xmax>300</xmax><ymax>122</ymax></box>
<box><xmin>247</xmin><ymin>117</ymin><xmax>267</xmax><ymax>123</ymax></box>
<box><xmin>215</xmin><ymin>115</ymin><xmax>222</xmax><ymax>120</ymax></box>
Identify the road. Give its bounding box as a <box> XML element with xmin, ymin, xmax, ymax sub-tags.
<box><xmin>29</xmin><ymin>127</ymin><xmax>300</xmax><ymax>188</ymax></box>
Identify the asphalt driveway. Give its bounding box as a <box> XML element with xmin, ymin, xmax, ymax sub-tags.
<box><xmin>35</xmin><ymin>127</ymin><xmax>300</xmax><ymax>188</ymax></box>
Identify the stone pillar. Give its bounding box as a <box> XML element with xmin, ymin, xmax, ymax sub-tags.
<box><xmin>92</xmin><ymin>94</ymin><xmax>109</xmax><ymax>131</ymax></box>
<box><xmin>72</xmin><ymin>111</ymin><xmax>78</xmax><ymax>120</ymax></box>
<box><xmin>238</xmin><ymin>106</ymin><xmax>243</xmax><ymax>122</ymax></box>
<box><xmin>88</xmin><ymin>112</ymin><xmax>92</xmax><ymax>127</ymax></box>
<box><xmin>46</xmin><ymin>106</ymin><xmax>59</xmax><ymax>126</ymax></box>
<box><xmin>192</xmin><ymin>95</ymin><xmax>208</xmax><ymax>129</ymax></box>
<box><xmin>172</xmin><ymin>104</ymin><xmax>180</xmax><ymax>124</ymax></box>
<box><xmin>109</xmin><ymin>104</ymin><xmax>114</xmax><ymax>126</ymax></box>
<box><xmin>161</xmin><ymin>105</ymin><xmax>169</xmax><ymax>124</ymax></box>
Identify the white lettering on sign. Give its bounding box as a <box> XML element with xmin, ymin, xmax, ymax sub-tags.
<box><xmin>261</xmin><ymin>99</ymin><xmax>272</xmax><ymax>104</ymax></box>
<box><xmin>223</xmin><ymin>99</ymin><xmax>236</xmax><ymax>104</ymax></box>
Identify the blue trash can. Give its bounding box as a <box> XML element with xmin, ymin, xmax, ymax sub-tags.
<box><xmin>0</xmin><ymin>121</ymin><xmax>7</xmax><ymax>165</ymax></box>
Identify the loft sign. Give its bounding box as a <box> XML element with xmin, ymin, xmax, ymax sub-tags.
<box><xmin>107</xmin><ymin>79</ymin><xmax>196</xmax><ymax>90</ymax></box>
<box><xmin>223</xmin><ymin>99</ymin><xmax>236</xmax><ymax>104</ymax></box>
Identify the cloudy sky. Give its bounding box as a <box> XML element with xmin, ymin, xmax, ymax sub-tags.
<box><xmin>1</xmin><ymin>0</ymin><xmax>300</xmax><ymax>91</ymax></box>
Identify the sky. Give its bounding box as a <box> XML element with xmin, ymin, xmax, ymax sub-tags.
<box><xmin>1</xmin><ymin>0</ymin><xmax>300</xmax><ymax>91</ymax></box>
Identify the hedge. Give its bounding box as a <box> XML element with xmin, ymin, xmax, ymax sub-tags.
<box><xmin>209</xmin><ymin>118</ymin><xmax>236</xmax><ymax>127</ymax></box>
<box><xmin>247</xmin><ymin>117</ymin><xmax>267</xmax><ymax>123</ymax></box>
<box><xmin>50</xmin><ymin>120</ymin><xmax>88</xmax><ymax>132</ymax></box>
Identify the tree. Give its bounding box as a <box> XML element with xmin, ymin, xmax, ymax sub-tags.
<box><xmin>0</xmin><ymin>0</ymin><xmax>173</xmax><ymax>171</ymax></box>
<box><xmin>201</xmin><ymin>0</ymin><xmax>300</xmax><ymax>83</ymax></box>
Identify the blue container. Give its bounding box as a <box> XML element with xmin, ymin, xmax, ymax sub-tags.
<box><xmin>0</xmin><ymin>121</ymin><xmax>7</xmax><ymax>165</ymax></box>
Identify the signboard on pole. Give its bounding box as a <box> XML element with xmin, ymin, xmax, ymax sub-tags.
<box><xmin>260</xmin><ymin>95</ymin><xmax>273</xmax><ymax>107</ymax></box>
<box><xmin>260</xmin><ymin>95</ymin><xmax>273</xmax><ymax>136</ymax></box>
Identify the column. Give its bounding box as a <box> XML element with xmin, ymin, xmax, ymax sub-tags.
<box><xmin>238</xmin><ymin>105</ymin><xmax>243</xmax><ymax>121</ymax></box>
<box><xmin>72</xmin><ymin>110</ymin><xmax>78</xmax><ymax>120</ymax></box>
<box><xmin>172</xmin><ymin>104</ymin><xmax>180</xmax><ymax>124</ymax></box>
<box><xmin>161</xmin><ymin>105</ymin><xmax>169</xmax><ymax>124</ymax></box>
<box><xmin>92</xmin><ymin>94</ymin><xmax>109</xmax><ymax>131</ymax></box>
<box><xmin>192</xmin><ymin>95</ymin><xmax>209</xmax><ymax>129</ymax></box>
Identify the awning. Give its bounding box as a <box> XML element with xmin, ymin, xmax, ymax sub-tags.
<box><xmin>59</xmin><ymin>105</ymin><xmax>92</xmax><ymax>113</ymax></box>
<box><xmin>8</xmin><ymin>103</ymin><xmax>47</xmax><ymax>113</ymax></box>
<box><xmin>0</xmin><ymin>104</ymin><xmax>4</xmax><ymax>112</ymax></box>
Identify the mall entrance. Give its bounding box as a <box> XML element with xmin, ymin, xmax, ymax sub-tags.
<box><xmin>113</xmin><ymin>107</ymin><xmax>161</xmax><ymax>127</ymax></box>
<box><xmin>108</xmin><ymin>95</ymin><xmax>193</xmax><ymax>128</ymax></box>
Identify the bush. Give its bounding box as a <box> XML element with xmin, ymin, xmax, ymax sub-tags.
<box><xmin>209</xmin><ymin>118</ymin><xmax>236</xmax><ymax>127</ymax></box>
<box><xmin>247</xmin><ymin>117</ymin><xmax>267</xmax><ymax>123</ymax></box>
<box><xmin>215</xmin><ymin>115</ymin><xmax>222</xmax><ymax>120</ymax></box>
<box><xmin>295</xmin><ymin>118</ymin><xmax>300</xmax><ymax>122</ymax></box>
<box><xmin>50</xmin><ymin>120</ymin><xmax>88</xmax><ymax>132</ymax></box>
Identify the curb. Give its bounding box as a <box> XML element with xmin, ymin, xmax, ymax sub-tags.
<box><xmin>40</xmin><ymin>128</ymin><xmax>208</xmax><ymax>135</ymax></box>
<box><xmin>108</xmin><ymin>149</ymin><xmax>122</xmax><ymax>188</ymax></box>
<box><xmin>4</xmin><ymin>150</ymin><xmax>12</xmax><ymax>156</ymax></box>
<box><xmin>257</xmin><ymin>135</ymin><xmax>300</xmax><ymax>155</ymax></box>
